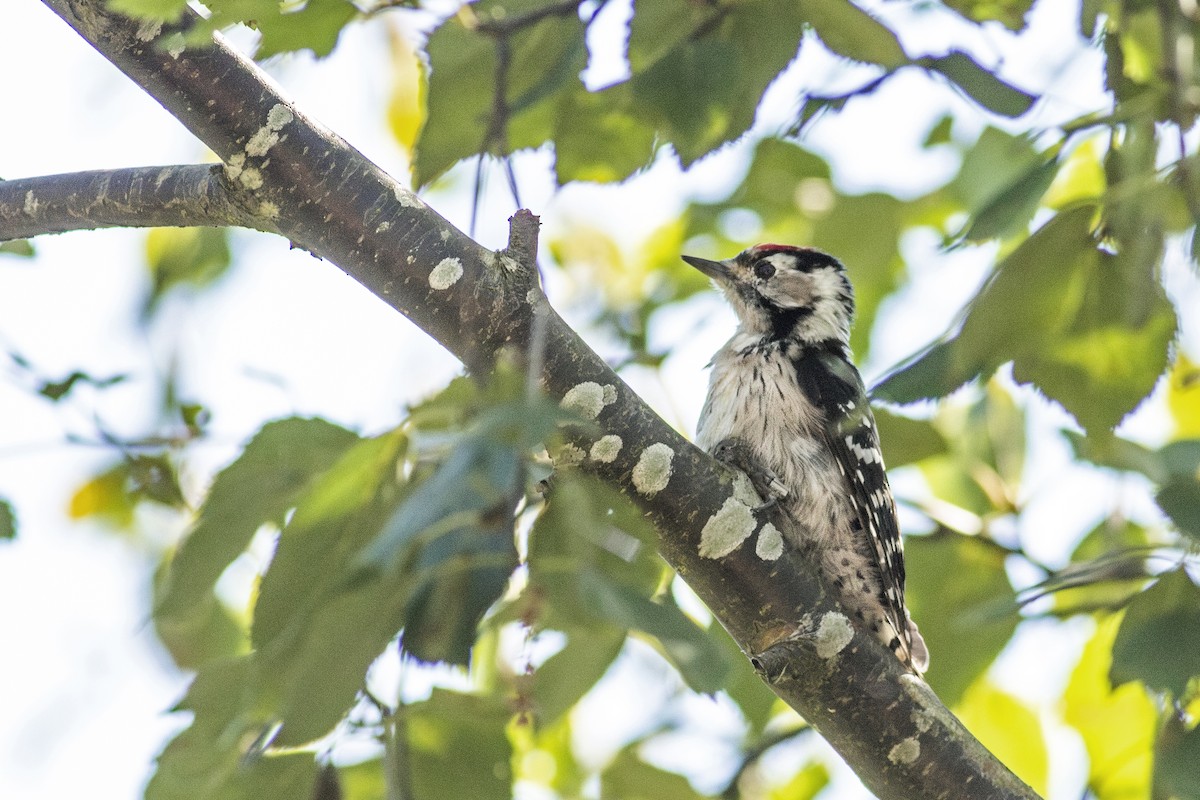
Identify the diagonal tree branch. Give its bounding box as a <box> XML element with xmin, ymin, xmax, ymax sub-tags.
<box><xmin>0</xmin><ymin>164</ymin><xmax>268</xmax><ymax>239</ymax></box>
<box><xmin>13</xmin><ymin>2</ymin><xmax>1040</xmax><ymax>798</ymax></box>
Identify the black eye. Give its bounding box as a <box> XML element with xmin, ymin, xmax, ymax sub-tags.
<box><xmin>754</xmin><ymin>260</ymin><xmax>776</xmax><ymax>280</ymax></box>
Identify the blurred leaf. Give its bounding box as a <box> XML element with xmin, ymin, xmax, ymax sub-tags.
<box><xmin>873</xmin><ymin>338</ymin><xmax>980</xmax><ymax>405</ymax></box>
<box><xmin>144</xmin><ymin>226</ymin><xmax>232</xmax><ymax>313</ymax></box>
<box><xmin>1167</xmin><ymin>354</ymin><xmax>1200</xmax><ymax>438</ymax></box>
<box><xmin>336</xmin><ymin>758</ymin><xmax>388</xmax><ymax>800</ymax></box>
<box><xmin>407</xmin><ymin>690</ymin><xmax>512</xmax><ymax>800</ymax></box>
<box><xmin>1064</xmin><ymin>616</ymin><xmax>1154</xmax><ymax>799</ymax></box>
<box><xmin>531</xmin><ymin>625</ymin><xmax>626</xmax><ymax>725</ymax></box>
<box><xmin>803</xmin><ymin>0</ymin><xmax>907</xmax><ymax>68</ymax></box>
<box><xmin>157</xmin><ymin>418</ymin><xmax>360</xmax><ymax>626</ymax></box>
<box><xmin>954</xmin><ymin>681</ymin><xmax>1048</xmax><ymax>796</ymax></box>
<box><xmin>1156</xmin><ymin>712</ymin><xmax>1200</xmax><ymax>800</ymax></box>
<box><xmin>871</xmin><ymin>407</ymin><xmax>947</xmax><ymax>468</ymax></box>
<box><xmin>579</xmin><ymin>568</ymin><xmax>729</xmax><ymax>694</ymax></box>
<box><xmin>69</xmin><ymin>462</ymin><xmax>137</xmax><ymax>525</ymax></box>
<box><xmin>37</xmin><ymin>370</ymin><xmax>125</xmax><ymax>401</ymax></box>
<box><xmin>904</xmin><ymin>533</ymin><xmax>1018</xmax><ymax>706</ymax></box>
<box><xmin>249</xmin><ymin>430</ymin><xmax>411</xmax><ymax>746</ymax></box>
<box><xmin>959</xmin><ymin>156</ymin><xmax>1058</xmax><ymax>242</ymax></box>
<box><xmin>1158</xmin><ymin>478</ymin><xmax>1200</xmax><ymax>541</ymax></box>
<box><xmin>920</xmin><ymin>51</ymin><xmax>1036</xmax><ymax>117</ymax></box>
<box><xmin>766</xmin><ymin>761</ymin><xmax>829</xmax><ymax>800</ymax></box>
<box><xmin>386</xmin><ymin>28</ymin><xmax>426</xmax><ymax>156</ymax></box>
<box><xmin>923</xmin><ymin>115</ymin><xmax>954</xmax><ymax>147</ymax></box>
<box><xmin>600</xmin><ymin>747</ymin><xmax>703</xmax><ymax>800</ymax></box>
<box><xmin>106</xmin><ymin>0</ymin><xmax>188</xmax><ymax>21</ymax></box>
<box><xmin>710</xmin><ymin>620</ymin><xmax>779</xmax><ymax>733</ymax></box>
<box><xmin>0</xmin><ymin>499</ymin><xmax>15</xmax><ymax>540</ymax></box>
<box><xmin>1044</xmin><ymin>137</ymin><xmax>1106</xmax><ymax>209</ymax></box>
<box><xmin>1050</xmin><ymin>518</ymin><xmax>1152</xmax><ymax>614</ymax></box>
<box><xmin>1111</xmin><ymin>568</ymin><xmax>1200</xmax><ymax>696</ymax></box>
<box><xmin>941</xmin><ymin>0</ymin><xmax>1034</xmax><ymax>30</ymax></box>
<box><xmin>0</xmin><ymin>239</ymin><xmax>34</xmax><ymax>257</ymax></box>
<box><xmin>1063</xmin><ymin>429</ymin><xmax>1164</xmax><ymax>483</ymax></box>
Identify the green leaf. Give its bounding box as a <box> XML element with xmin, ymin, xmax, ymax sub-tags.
<box><xmin>37</xmin><ymin>370</ymin><xmax>126</xmax><ymax>401</ymax></box>
<box><xmin>871</xmin><ymin>407</ymin><xmax>948</xmax><ymax>468</ymax></box>
<box><xmin>766</xmin><ymin>761</ymin><xmax>829</xmax><ymax>800</ymax></box>
<box><xmin>1063</xmin><ymin>616</ymin><xmax>1154</xmax><ymax>799</ymax></box>
<box><xmin>415</xmin><ymin>17</ymin><xmax>491</xmax><ymax>187</ymax></box>
<box><xmin>531</xmin><ymin>625</ymin><xmax>626</xmax><ymax>725</ymax></box>
<box><xmin>578</xmin><ymin>568</ymin><xmax>729</xmax><ymax>694</ymax></box>
<box><xmin>249</xmin><ymin>430</ymin><xmax>411</xmax><ymax>746</ymax></box>
<box><xmin>803</xmin><ymin>0</ymin><xmax>908</xmax><ymax>68</ymax></box>
<box><xmin>873</xmin><ymin>337</ymin><xmax>981</xmax><ymax>404</ymax></box>
<box><xmin>954</xmin><ymin>681</ymin><xmax>1048</xmax><ymax>796</ymax></box>
<box><xmin>904</xmin><ymin>533</ymin><xmax>1018</xmax><ymax>706</ymax></box>
<box><xmin>920</xmin><ymin>51</ymin><xmax>1036</xmax><ymax>117</ymax></box>
<box><xmin>554</xmin><ymin>83</ymin><xmax>657</xmax><ymax>184</ymax></box>
<box><xmin>0</xmin><ymin>499</ymin><xmax>15</xmax><ymax>540</ymax></box>
<box><xmin>0</xmin><ymin>239</ymin><xmax>35</xmax><ymax>257</ymax></box>
<box><xmin>627</xmin><ymin>0</ymin><xmax>805</xmax><ymax>166</ymax></box>
<box><xmin>407</xmin><ymin>690</ymin><xmax>513</xmax><ymax>800</ymax></box>
<box><xmin>256</xmin><ymin>0</ymin><xmax>358</xmax><ymax>59</ymax></box>
<box><xmin>157</xmin><ymin>418</ymin><xmax>360</xmax><ymax>627</ymax></box>
<box><xmin>600</xmin><ymin>748</ymin><xmax>703</xmax><ymax>800</ymax></box>
<box><xmin>960</xmin><ymin>156</ymin><xmax>1059</xmax><ymax>242</ymax></box>
<box><xmin>1157</xmin><ymin>478</ymin><xmax>1200</xmax><ymax>541</ymax></box>
<box><xmin>941</xmin><ymin>0</ymin><xmax>1034</xmax><ymax>31</ymax></box>
<box><xmin>105</xmin><ymin>0</ymin><xmax>188</xmax><ymax>21</ymax></box>
<box><xmin>1110</xmin><ymin>568</ymin><xmax>1200</xmax><ymax>697</ymax></box>
<box><xmin>144</xmin><ymin>227</ymin><xmax>232</xmax><ymax>314</ymax></box>
<box><xmin>1156</xmin><ymin>712</ymin><xmax>1200</xmax><ymax>800</ymax></box>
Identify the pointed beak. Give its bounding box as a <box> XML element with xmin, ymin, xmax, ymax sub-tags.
<box><xmin>681</xmin><ymin>254</ymin><xmax>729</xmax><ymax>280</ymax></box>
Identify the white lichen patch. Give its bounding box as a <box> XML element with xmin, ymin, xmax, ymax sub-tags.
<box><xmin>888</xmin><ymin>737</ymin><xmax>920</xmax><ymax>766</ymax></box>
<box><xmin>224</xmin><ymin>153</ymin><xmax>245</xmax><ymax>181</ymax></box>
<box><xmin>755</xmin><ymin>522</ymin><xmax>784</xmax><ymax>561</ymax></box>
<box><xmin>23</xmin><ymin>190</ymin><xmax>37</xmax><ymax>215</ymax></box>
<box><xmin>394</xmin><ymin>185</ymin><xmax>421</xmax><ymax>206</ymax></box>
<box><xmin>243</xmin><ymin>104</ymin><xmax>293</xmax><ymax>158</ymax></box>
<box><xmin>257</xmin><ymin>200</ymin><xmax>280</xmax><ymax>219</ymax></box>
<box><xmin>135</xmin><ymin>18</ymin><xmax>163</xmax><ymax>41</ymax></box>
<box><xmin>561</xmin><ymin>382</ymin><xmax>615</xmax><ymax>420</ymax></box>
<box><xmin>375</xmin><ymin>221</ymin><xmax>391</xmax><ymax>233</ymax></box>
<box><xmin>910</xmin><ymin>703</ymin><xmax>936</xmax><ymax>733</ymax></box>
<box><xmin>589</xmin><ymin>435</ymin><xmax>622</xmax><ymax>464</ymax></box>
<box><xmin>814</xmin><ymin>611</ymin><xmax>855</xmax><ymax>659</ymax></box>
<box><xmin>238</xmin><ymin>166</ymin><xmax>263</xmax><ymax>190</ymax></box>
<box><xmin>439</xmin><ymin>229</ymin><xmax>450</xmax><ymax>241</ymax></box>
<box><xmin>601</xmin><ymin>384</ymin><xmax>617</xmax><ymax>405</ymax></box>
<box><xmin>526</xmin><ymin>288</ymin><xmax>542</xmax><ymax>305</ymax></box>
<box><xmin>631</xmin><ymin>443</ymin><xmax>674</xmax><ymax>497</ymax></box>
<box><xmin>698</xmin><ymin>497</ymin><xmax>755</xmax><ymax>559</ymax></box>
<box><xmin>731</xmin><ymin>472</ymin><xmax>763</xmax><ymax>507</ymax></box>
<box><xmin>553</xmin><ymin>443</ymin><xmax>585</xmax><ymax>468</ymax></box>
<box><xmin>428</xmin><ymin>257</ymin><xmax>464</xmax><ymax>290</ymax></box>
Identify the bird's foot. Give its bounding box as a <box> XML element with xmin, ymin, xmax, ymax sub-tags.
<box><xmin>712</xmin><ymin>437</ymin><xmax>789</xmax><ymax>511</ymax></box>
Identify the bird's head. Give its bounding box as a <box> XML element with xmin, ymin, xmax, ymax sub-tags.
<box><xmin>682</xmin><ymin>243</ymin><xmax>855</xmax><ymax>346</ymax></box>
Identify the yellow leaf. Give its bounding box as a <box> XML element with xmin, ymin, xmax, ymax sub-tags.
<box><xmin>387</xmin><ymin>23</ymin><xmax>426</xmax><ymax>157</ymax></box>
<box><xmin>1045</xmin><ymin>136</ymin><xmax>1106</xmax><ymax>209</ymax></box>
<box><xmin>954</xmin><ymin>680</ymin><xmax>1048</xmax><ymax>797</ymax></box>
<box><xmin>1167</xmin><ymin>353</ymin><xmax>1200</xmax><ymax>439</ymax></box>
<box><xmin>1063</xmin><ymin>616</ymin><xmax>1155</xmax><ymax>800</ymax></box>
<box><xmin>68</xmin><ymin>465</ymin><xmax>135</xmax><ymax>526</ymax></box>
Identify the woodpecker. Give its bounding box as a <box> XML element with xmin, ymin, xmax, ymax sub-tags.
<box><xmin>683</xmin><ymin>243</ymin><xmax>928</xmax><ymax>674</ymax></box>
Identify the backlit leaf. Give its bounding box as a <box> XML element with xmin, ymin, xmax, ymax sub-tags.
<box><xmin>1063</xmin><ymin>616</ymin><xmax>1154</xmax><ymax>800</ymax></box>
<box><xmin>920</xmin><ymin>51</ymin><xmax>1036</xmax><ymax>117</ymax></box>
<box><xmin>803</xmin><ymin>0</ymin><xmax>908</xmax><ymax>68</ymax></box>
<box><xmin>1110</xmin><ymin>568</ymin><xmax>1200</xmax><ymax>696</ymax></box>
<box><xmin>954</xmin><ymin>681</ymin><xmax>1048</xmax><ymax>796</ymax></box>
<box><xmin>407</xmin><ymin>690</ymin><xmax>513</xmax><ymax>800</ymax></box>
<box><xmin>0</xmin><ymin>500</ymin><xmax>15</xmax><ymax>540</ymax></box>
<box><xmin>904</xmin><ymin>532</ymin><xmax>1018</xmax><ymax>705</ymax></box>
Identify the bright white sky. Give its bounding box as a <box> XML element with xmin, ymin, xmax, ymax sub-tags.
<box><xmin>1</xmin><ymin>1</ymin><xmax>1197</xmax><ymax>798</ymax></box>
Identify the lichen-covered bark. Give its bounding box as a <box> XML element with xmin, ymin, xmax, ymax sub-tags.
<box><xmin>11</xmin><ymin>2</ymin><xmax>1040</xmax><ymax>797</ymax></box>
